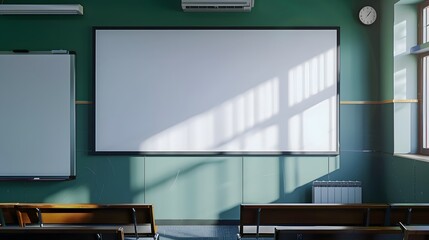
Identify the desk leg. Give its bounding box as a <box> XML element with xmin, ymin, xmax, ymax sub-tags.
<box><xmin>131</xmin><ymin>208</ymin><xmax>139</xmax><ymax>239</ymax></box>
<box><xmin>36</xmin><ymin>208</ymin><xmax>43</xmax><ymax>227</ymax></box>
<box><xmin>365</xmin><ymin>208</ymin><xmax>371</xmax><ymax>226</ymax></box>
<box><xmin>407</xmin><ymin>208</ymin><xmax>412</xmax><ymax>225</ymax></box>
<box><xmin>256</xmin><ymin>208</ymin><xmax>261</xmax><ymax>240</ymax></box>
<box><xmin>0</xmin><ymin>209</ymin><xmax>5</xmax><ymax>227</ymax></box>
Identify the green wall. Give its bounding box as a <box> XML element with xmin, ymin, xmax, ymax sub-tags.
<box><xmin>0</xmin><ymin>0</ymin><xmax>412</xmax><ymax>220</ymax></box>
<box><xmin>378</xmin><ymin>0</ymin><xmax>429</xmax><ymax>203</ymax></box>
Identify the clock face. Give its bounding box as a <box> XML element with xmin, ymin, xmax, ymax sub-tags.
<box><xmin>359</xmin><ymin>6</ymin><xmax>377</xmax><ymax>25</ymax></box>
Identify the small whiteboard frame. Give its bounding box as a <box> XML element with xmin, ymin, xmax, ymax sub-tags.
<box><xmin>0</xmin><ymin>51</ymin><xmax>76</xmax><ymax>180</ymax></box>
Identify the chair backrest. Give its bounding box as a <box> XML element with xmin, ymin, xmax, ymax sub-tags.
<box><xmin>400</xmin><ymin>222</ymin><xmax>429</xmax><ymax>240</ymax></box>
<box><xmin>0</xmin><ymin>226</ymin><xmax>124</xmax><ymax>240</ymax></box>
<box><xmin>390</xmin><ymin>204</ymin><xmax>429</xmax><ymax>225</ymax></box>
<box><xmin>274</xmin><ymin>226</ymin><xmax>403</xmax><ymax>240</ymax></box>
<box><xmin>241</xmin><ymin>204</ymin><xmax>389</xmax><ymax>226</ymax></box>
<box><xmin>0</xmin><ymin>203</ymin><xmax>19</xmax><ymax>226</ymax></box>
<box><xmin>239</xmin><ymin>204</ymin><xmax>390</xmax><ymax>238</ymax></box>
<box><xmin>15</xmin><ymin>204</ymin><xmax>157</xmax><ymax>238</ymax></box>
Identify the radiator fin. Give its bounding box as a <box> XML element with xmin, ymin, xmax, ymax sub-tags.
<box><xmin>312</xmin><ymin>181</ymin><xmax>362</xmax><ymax>203</ymax></box>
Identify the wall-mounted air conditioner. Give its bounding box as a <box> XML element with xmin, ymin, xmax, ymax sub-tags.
<box><xmin>182</xmin><ymin>0</ymin><xmax>254</xmax><ymax>12</ymax></box>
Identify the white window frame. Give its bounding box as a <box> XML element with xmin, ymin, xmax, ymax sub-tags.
<box><xmin>419</xmin><ymin>1</ymin><xmax>429</xmax><ymax>155</ymax></box>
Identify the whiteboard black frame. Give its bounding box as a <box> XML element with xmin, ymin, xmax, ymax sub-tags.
<box><xmin>93</xmin><ymin>27</ymin><xmax>340</xmax><ymax>156</ymax></box>
<box><xmin>0</xmin><ymin>51</ymin><xmax>76</xmax><ymax>181</ymax></box>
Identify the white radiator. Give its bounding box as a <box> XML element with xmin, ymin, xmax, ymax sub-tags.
<box><xmin>312</xmin><ymin>181</ymin><xmax>362</xmax><ymax>203</ymax></box>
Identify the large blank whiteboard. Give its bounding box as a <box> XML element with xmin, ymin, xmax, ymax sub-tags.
<box><xmin>0</xmin><ymin>53</ymin><xmax>75</xmax><ymax>179</ymax></box>
<box><xmin>95</xmin><ymin>28</ymin><xmax>339</xmax><ymax>154</ymax></box>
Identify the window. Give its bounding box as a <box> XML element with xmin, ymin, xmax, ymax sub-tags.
<box><xmin>423</xmin><ymin>4</ymin><xmax>429</xmax><ymax>43</ymax></box>
<box><xmin>419</xmin><ymin>1</ymin><xmax>429</xmax><ymax>155</ymax></box>
<box><xmin>422</xmin><ymin>56</ymin><xmax>429</xmax><ymax>154</ymax></box>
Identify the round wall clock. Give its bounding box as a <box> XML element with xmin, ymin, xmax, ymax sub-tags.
<box><xmin>359</xmin><ymin>6</ymin><xmax>377</xmax><ymax>25</ymax></box>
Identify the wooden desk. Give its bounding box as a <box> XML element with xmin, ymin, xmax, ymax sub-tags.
<box><xmin>0</xmin><ymin>226</ymin><xmax>124</xmax><ymax>240</ymax></box>
<box><xmin>238</xmin><ymin>204</ymin><xmax>390</xmax><ymax>239</ymax></box>
<box><xmin>274</xmin><ymin>226</ymin><xmax>403</xmax><ymax>240</ymax></box>
<box><xmin>15</xmin><ymin>203</ymin><xmax>158</xmax><ymax>239</ymax></box>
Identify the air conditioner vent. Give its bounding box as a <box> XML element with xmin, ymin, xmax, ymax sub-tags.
<box><xmin>182</xmin><ymin>0</ymin><xmax>254</xmax><ymax>12</ymax></box>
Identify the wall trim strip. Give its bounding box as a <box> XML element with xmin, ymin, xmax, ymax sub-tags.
<box><xmin>340</xmin><ymin>99</ymin><xmax>418</xmax><ymax>105</ymax></box>
<box><xmin>75</xmin><ymin>100</ymin><xmax>93</xmax><ymax>105</ymax></box>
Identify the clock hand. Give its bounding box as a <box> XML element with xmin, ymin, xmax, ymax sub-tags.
<box><xmin>367</xmin><ymin>10</ymin><xmax>371</xmax><ymax>17</ymax></box>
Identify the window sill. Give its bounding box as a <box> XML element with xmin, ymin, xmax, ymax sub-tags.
<box><xmin>410</xmin><ymin>42</ymin><xmax>429</xmax><ymax>54</ymax></box>
<box><xmin>394</xmin><ymin>153</ymin><xmax>429</xmax><ymax>163</ymax></box>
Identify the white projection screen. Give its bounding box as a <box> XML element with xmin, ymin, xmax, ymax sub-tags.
<box><xmin>95</xmin><ymin>28</ymin><xmax>339</xmax><ymax>155</ymax></box>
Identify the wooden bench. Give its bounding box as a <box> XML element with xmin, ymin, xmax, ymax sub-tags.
<box><xmin>0</xmin><ymin>203</ymin><xmax>19</xmax><ymax>227</ymax></box>
<box><xmin>0</xmin><ymin>226</ymin><xmax>124</xmax><ymax>240</ymax></box>
<box><xmin>274</xmin><ymin>226</ymin><xmax>403</xmax><ymax>240</ymax></box>
<box><xmin>15</xmin><ymin>203</ymin><xmax>159</xmax><ymax>239</ymax></box>
<box><xmin>390</xmin><ymin>204</ymin><xmax>429</xmax><ymax>226</ymax></box>
<box><xmin>400</xmin><ymin>222</ymin><xmax>429</xmax><ymax>240</ymax></box>
<box><xmin>238</xmin><ymin>204</ymin><xmax>390</xmax><ymax>239</ymax></box>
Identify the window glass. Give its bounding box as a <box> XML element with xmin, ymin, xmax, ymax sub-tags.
<box><xmin>419</xmin><ymin>2</ymin><xmax>429</xmax><ymax>154</ymax></box>
<box><xmin>423</xmin><ymin>56</ymin><xmax>429</xmax><ymax>149</ymax></box>
<box><xmin>424</xmin><ymin>7</ymin><xmax>429</xmax><ymax>43</ymax></box>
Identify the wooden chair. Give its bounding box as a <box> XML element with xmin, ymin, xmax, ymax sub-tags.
<box><xmin>238</xmin><ymin>204</ymin><xmax>390</xmax><ymax>239</ymax></box>
<box><xmin>0</xmin><ymin>226</ymin><xmax>124</xmax><ymax>240</ymax></box>
<box><xmin>400</xmin><ymin>222</ymin><xmax>429</xmax><ymax>240</ymax></box>
<box><xmin>0</xmin><ymin>203</ymin><xmax>19</xmax><ymax>226</ymax></box>
<box><xmin>15</xmin><ymin>203</ymin><xmax>159</xmax><ymax>239</ymax></box>
<box><xmin>274</xmin><ymin>225</ymin><xmax>403</xmax><ymax>240</ymax></box>
<box><xmin>390</xmin><ymin>204</ymin><xmax>429</xmax><ymax>226</ymax></box>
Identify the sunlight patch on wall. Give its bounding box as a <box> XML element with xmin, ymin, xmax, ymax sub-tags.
<box><xmin>394</xmin><ymin>68</ymin><xmax>407</xmax><ymax>99</ymax></box>
<box><xmin>137</xmin><ymin>45</ymin><xmax>337</xmax><ymax>153</ymax></box>
<box><xmin>130</xmin><ymin>157</ymin><xmax>145</xmax><ymax>191</ymax></box>
<box><xmin>140</xmin><ymin>78</ymin><xmax>280</xmax><ymax>151</ymax></box>
<box><xmin>287</xmin><ymin>97</ymin><xmax>336</xmax><ymax>151</ymax></box>
<box><xmin>286</xmin><ymin>47</ymin><xmax>337</xmax><ymax>151</ymax></box>
<box><xmin>44</xmin><ymin>186</ymin><xmax>90</xmax><ymax>203</ymax></box>
<box><xmin>284</xmin><ymin>157</ymin><xmax>330</xmax><ymax>194</ymax></box>
<box><xmin>288</xmin><ymin>48</ymin><xmax>336</xmax><ymax>107</ymax></box>
<box><xmin>394</xmin><ymin>20</ymin><xmax>407</xmax><ymax>56</ymax></box>
<box><xmin>130</xmin><ymin>157</ymin><xmax>146</xmax><ymax>202</ymax></box>
<box><xmin>144</xmin><ymin>157</ymin><xmax>242</xmax><ymax>219</ymax></box>
<box><xmin>329</xmin><ymin>155</ymin><xmax>340</xmax><ymax>173</ymax></box>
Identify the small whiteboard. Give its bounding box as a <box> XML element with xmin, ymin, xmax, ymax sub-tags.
<box><xmin>0</xmin><ymin>52</ymin><xmax>76</xmax><ymax>180</ymax></box>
